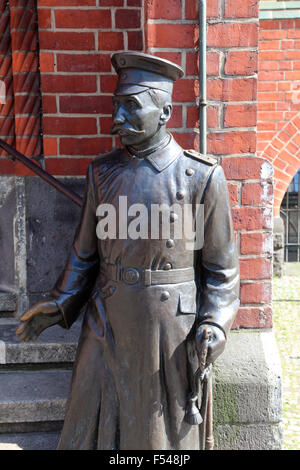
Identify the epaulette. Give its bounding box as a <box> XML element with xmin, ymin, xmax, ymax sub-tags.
<box><xmin>184</xmin><ymin>149</ymin><xmax>218</xmax><ymax>166</ymax></box>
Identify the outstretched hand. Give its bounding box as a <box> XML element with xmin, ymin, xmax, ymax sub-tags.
<box><xmin>195</xmin><ymin>324</ymin><xmax>226</xmax><ymax>367</ymax></box>
<box><xmin>16</xmin><ymin>299</ymin><xmax>63</xmax><ymax>342</ymax></box>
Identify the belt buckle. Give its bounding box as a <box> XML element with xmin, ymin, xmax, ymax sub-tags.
<box><xmin>144</xmin><ymin>269</ymin><xmax>151</xmax><ymax>286</ymax></box>
<box><xmin>123</xmin><ymin>267</ymin><xmax>140</xmax><ymax>285</ymax></box>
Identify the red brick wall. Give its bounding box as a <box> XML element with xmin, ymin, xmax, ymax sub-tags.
<box><xmin>172</xmin><ymin>0</ymin><xmax>271</xmax><ymax>329</ymax></box>
<box><xmin>258</xmin><ymin>17</ymin><xmax>300</xmax><ymax>216</ymax></box>
<box><xmin>145</xmin><ymin>0</ymin><xmax>199</xmax><ymax>150</ymax></box>
<box><xmin>0</xmin><ymin>0</ymin><xmax>273</xmax><ymax>329</ymax></box>
<box><xmin>37</xmin><ymin>0</ymin><xmax>144</xmax><ymax>175</ymax></box>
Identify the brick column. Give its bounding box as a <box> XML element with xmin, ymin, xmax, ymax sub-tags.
<box><xmin>214</xmin><ymin>1</ymin><xmax>273</xmax><ymax>329</ymax></box>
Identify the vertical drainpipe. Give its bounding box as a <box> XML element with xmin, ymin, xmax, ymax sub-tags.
<box><xmin>199</xmin><ymin>0</ymin><xmax>207</xmax><ymax>155</ymax></box>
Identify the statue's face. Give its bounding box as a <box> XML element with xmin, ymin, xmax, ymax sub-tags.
<box><xmin>111</xmin><ymin>90</ymin><xmax>165</xmax><ymax>147</ymax></box>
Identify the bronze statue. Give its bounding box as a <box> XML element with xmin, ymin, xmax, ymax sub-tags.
<box><xmin>16</xmin><ymin>52</ymin><xmax>240</xmax><ymax>450</ymax></box>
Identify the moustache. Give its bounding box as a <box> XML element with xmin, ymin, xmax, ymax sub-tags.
<box><xmin>110</xmin><ymin>125</ymin><xmax>146</xmax><ymax>137</ymax></box>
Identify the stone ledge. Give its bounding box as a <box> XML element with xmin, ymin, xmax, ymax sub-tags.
<box><xmin>0</xmin><ymin>293</ymin><xmax>17</xmax><ymax>312</ymax></box>
<box><xmin>0</xmin><ymin>320</ymin><xmax>81</xmax><ymax>364</ymax></box>
<box><xmin>0</xmin><ymin>369</ymin><xmax>72</xmax><ymax>425</ymax></box>
<box><xmin>213</xmin><ymin>329</ymin><xmax>282</xmax><ymax>450</ymax></box>
<box><xmin>214</xmin><ymin>423</ymin><xmax>283</xmax><ymax>450</ymax></box>
<box><xmin>0</xmin><ymin>432</ymin><xmax>60</xmax><ymax>450</ymax></box>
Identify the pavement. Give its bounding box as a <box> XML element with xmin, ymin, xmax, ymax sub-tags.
<box><xmin>273</xmin><ymin>263</ymin><xmax>300</xmax><ymax>450</ymax></box>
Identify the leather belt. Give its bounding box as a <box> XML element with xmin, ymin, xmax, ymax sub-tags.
<box><xmin>104</xmin><ymin>265</ymin><xmax>195</xmax><ymax>286</ymax></box>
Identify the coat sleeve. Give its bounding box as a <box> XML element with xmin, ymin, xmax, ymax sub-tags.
<box><xmin>196</xmin><ymin>164</ymin><xmax>240</xmax><ymax>338</ymax></box>
<box><xmin>50</xmin><ymin>162</ymin><xmax>100</xmax><ymax>329</ymax></box>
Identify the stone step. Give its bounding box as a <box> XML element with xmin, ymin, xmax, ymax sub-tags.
<box><xmin>0</xmin><ymin>432</ymin><xmax>60</xmax><ymax>450</ymax></box>
<box><xmin>0</xmin><ymin>319</ymin><xmax>81</xmax><ymax>364</ymax></box>
<box><xmin>0</xmin><ymin>369</ymin><xmax>72</xmax><ymax>430</ymax></box>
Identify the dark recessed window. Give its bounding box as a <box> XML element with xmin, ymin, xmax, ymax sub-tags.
<box><xmin>281</xmin><ymin>170</ymin><xmax>300</xmax><ymax>262</ymax></box>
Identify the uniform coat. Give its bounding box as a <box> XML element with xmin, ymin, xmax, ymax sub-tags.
<box><xmin>51</xmin><ymin>135</ymin><xmax>239</xmax><ymax>450</ymax></box>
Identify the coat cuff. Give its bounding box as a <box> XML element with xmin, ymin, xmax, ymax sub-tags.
<box><xmin>52</xmin><ymin>296</ymin><xmax>71</xmax><ymax>329</ymax></box>
<box><xmin>196</xmin><ymin>320</ymin><xmax>227</xmax><ymax>340</ymax></box>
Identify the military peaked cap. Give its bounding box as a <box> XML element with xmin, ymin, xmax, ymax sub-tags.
<box><xmin>111</xmin><ymin>51</ymin><xmax>184</xmax><ymax>96</ymax></box>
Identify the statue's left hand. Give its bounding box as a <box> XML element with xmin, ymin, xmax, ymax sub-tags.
<box><xmin>195</xmin><ymin>324</ymin><xmax>226</xmax><ymax>367</ymax></box>
<box><xmin>16</xmin><ymin>299</ymin><xmax>63</xmax><ymax>342</ymax></box>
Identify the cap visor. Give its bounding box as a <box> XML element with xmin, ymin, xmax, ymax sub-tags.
<box><xmin>114</xmin><ymin>84</ymin><xmax>149</xmax><ymax>95</ymax></box>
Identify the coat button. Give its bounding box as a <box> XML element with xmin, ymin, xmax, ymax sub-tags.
<box><xmin>176</xmin><ymin>190</ymin><xmax>185</xmax><ymax>200</ymax></box>
<box><xmin>170</xmin><ymin>212</ymin><xmax>178</xmax><ymax>222</ymax></box>
<box><xmin>186</xmin><ymin>168</ymin><xmax>194</xmax><ymax>176</ymax></box>
<box><xmin>166</xmin><ymin>239</ymin><xmax>174</xmax><ymax>248</ymax></box>
<box><xmin>123</xmin><ymin>267</ymin><xmax>140</xmax><ymax>284</ymax></box>
<box><xmin>109</xmin><ymin>286</ymin><xmax>116</xmax><ymax>295</ymax></box>
<box><xmin>161</xmin><ymin>291</ymin><xmax>170</xmax><ymax>301</ymax></box>
<box><xmin>164</xmin><ymin>263</ymin><xmax>172</xmax><ymax>270</ymax></box>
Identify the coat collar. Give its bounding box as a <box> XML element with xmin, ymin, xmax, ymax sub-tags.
<box><xmin>125</xmin><ymin>134</ymin><xmax>182</xmax><ymax>172</ymax></box>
